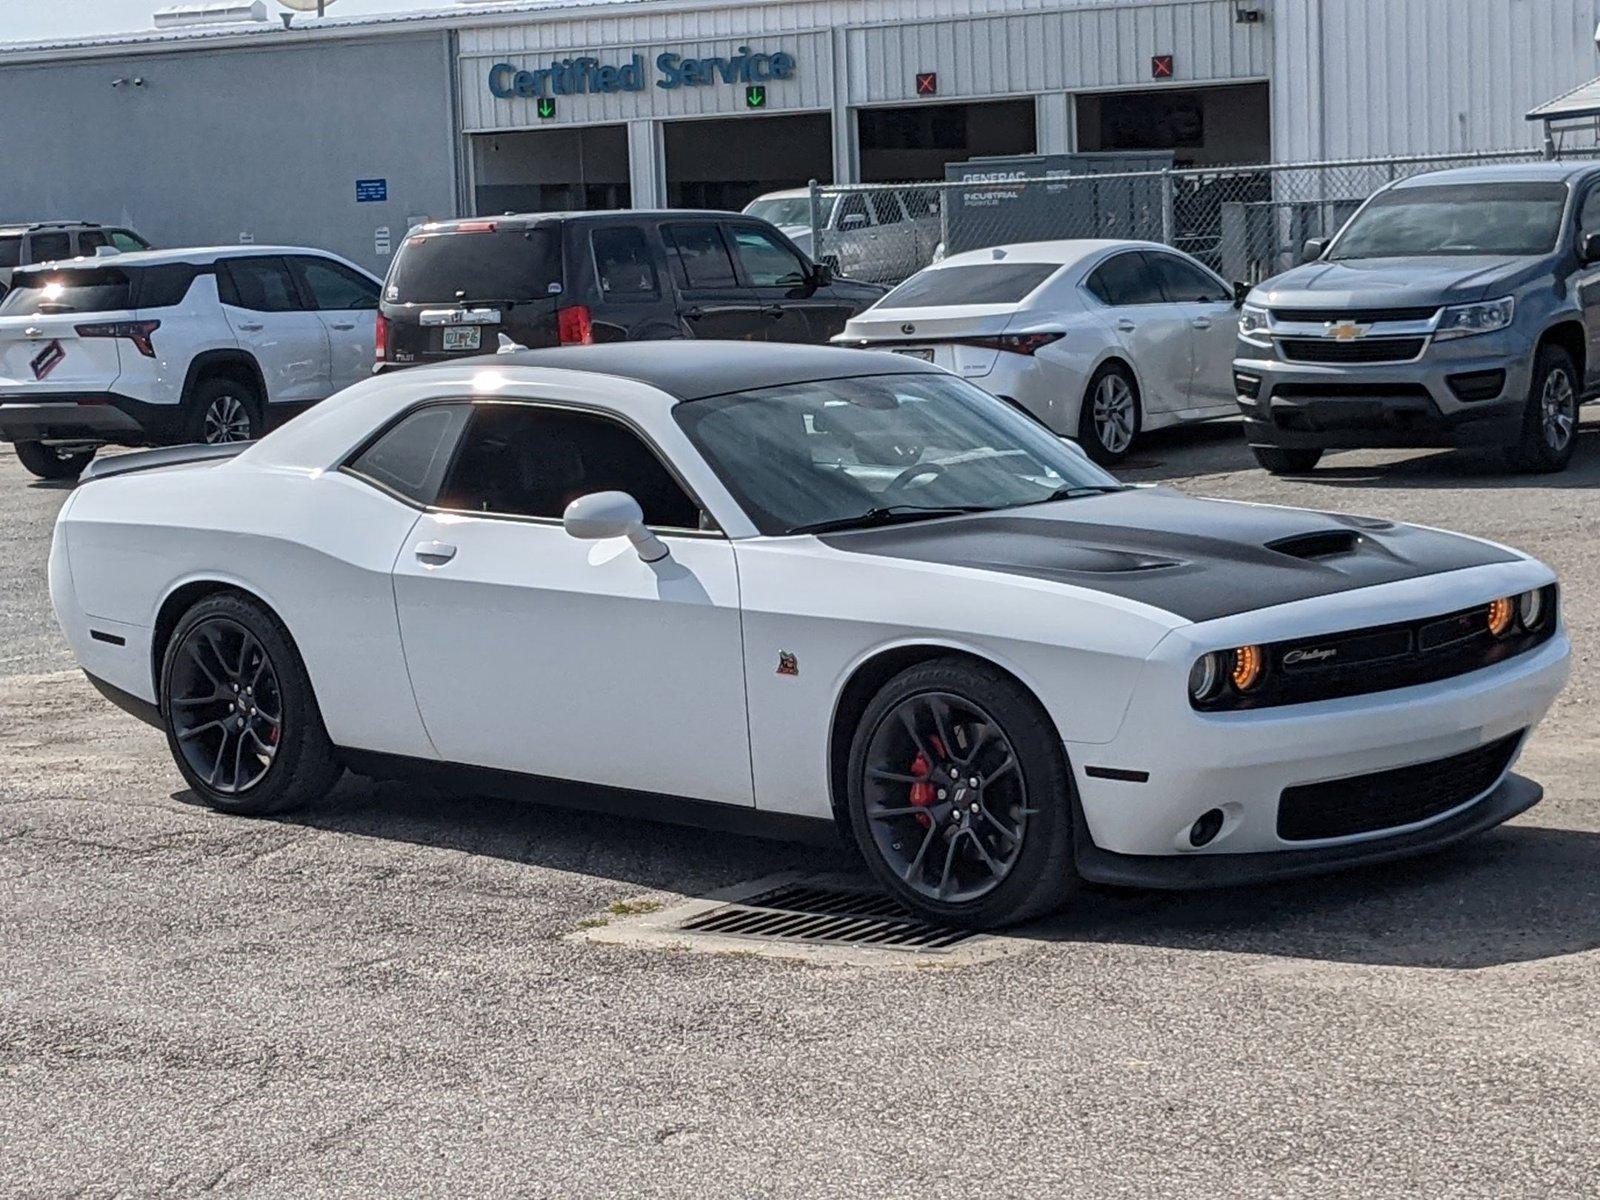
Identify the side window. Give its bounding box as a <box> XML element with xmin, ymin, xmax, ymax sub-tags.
<box><xmin>869</xmin><ymin>193</ymin><xmax>904</xmax><ymax>226</ymax></box>
<box><xmin>838</xmin><ymin>194</ymin><xmax>869</xmax><ymax>231</ymax></box>
<box><xmin>134</xmin><ymin>263</ymin><xmax>202</xmax><ymax>309</ymax></box>
<box><xmin>78</xmin><ymin>230</ymin><xmax>110</xmax><ymax>254</ymax></box>
<box><xmin>109</xmin><ymin>230</ymin><xmax>149</xmax><ymax>252</ymax></box>
<box><xmin>437</xmin><ymin>404</ymin><xmax>703</xmax><ymax>530</ymax></box>
<box><xmin>1147</xmin><ymin>254</ymin><xmax>1230</xmax><ymax>303</ymax></box>
<box><xmin>1085</xmin><ymin>253</ymin><xmax>1165</xmax><ymax>306</ymax></box>
<box><xmin>727</xmin><ymin>226</ymin><xmax>809</xmax><ymax>287</ymax></box>
<box><xmin>347</xmin><ymin>404</ymin><xmax>471</xmax><ymax>505</ymax></box>
<box><xmin>591</xmin><ymin>227</ymin><xmax>660</xmax><ymax>299</ymax></box>
<box><xmin>29</xmin><ymin>232</ymin><xmax>71</xmax><ymax>263</ymax></box>
<box><xmin>292</xmin><ymin>256</ymin><xmax>379</xmax><ymax>310</ymax></box>
<box><xmin>218</xmin><ymin>256</ymin><xmax>303</xmax><ymax>312</ymax></box>
<box><xmin>664</xmin><ymin>223</ymin><xmax>738</xmax><ymax>290</ymax></box>
<box><xmin>0</xmin><ymin>236</ymin><xmax>20</xmax><ymax>269</ymax></box>
<box><xmin>1580</xmin><ymin>188</ymin><xmax>1600</xmax><ymax>236</ymax></box>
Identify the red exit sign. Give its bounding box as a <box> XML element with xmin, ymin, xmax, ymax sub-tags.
<box><xmin>1151</xmin><ymin>54</ymin><xmax>1175</xmax><ymax>78</ymax></box>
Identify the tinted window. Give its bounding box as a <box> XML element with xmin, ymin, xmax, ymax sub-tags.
<box><xmin>0</xmin><ymin>267</ymin><xmax>132</xmax><ymax>315</ymax></box>
<box><xmin>870</xmin><ymin>193</ymin><xmax>903</xmax><ymax>225</ymax></box>
<box><xmin>0</xmin><ymin>237</ymin><xmax>20</xmax><ymax>269</ymax></box>
<box><xmin>110</xmin><ymin>230</ymin><xmax>149</xmax><ymax>252</ymax></box>
<box><xmin>1085</xmin><ymin>253</ymin><xmax>1165</xmax><ymax>306</ymax></box>
<box><xmin>1580</xmin><ymin>188</ymin><xmax>1600</xmax><ymax>235</ymax></box>
<box><xmin>1331</xmin><ymin>182</ymin><xmax>1568</xmax><ymax>259</ymax></box>
<box><xmin>881</xmin><ymin>263</ymin><xmax>1059</xmax><ymax>308</ymax></box>
<box><xmin>1147</xmin><ymin>254</ymin><xmax>1228</xmax><ymax>303</ymax></box>
<box><xmin>438</xmin><ymin>404</ymin><xmax>702</xmax><ymax>529</ymax></box>
<box><xmin>79</xmin><ymin>230</ymin><xmax>109</xmax><ymax>254</ymax></box>
<box><xmin>135</xmin><ymin>263</ymin><xmax>203</xmax><ymax>308</ymax></box>
<box><xmin>348</xmin><ymin>404</ymin><xmax>470</xmax><ymax>504</ymax></box>
<box><xmin>591</xmin><ymin>227</ymin><xmax>660</xmax><ymax>298</ymax></box>
<box><xmin>219</xmin><ymin>257</ymin><xmax>303</xmax><ymax>312</ymax></box>
<box><xmin>293</xmin><ymin>256</ymin><xmax>379</xmax><ymax>310</ymax></box>
<box><xmin>665</xmin><ymin>223</ymin><xmax>738</xmax><ymax>290</ymax></box>
<box><xmin>387</xmin><ymin>226</ymin><xmax>561</xmax><ymax>304</ymax></box>
<box><xmin>729</xmin><ymin>226</ymin><xmax>809</xmax><ymax>287</ymax></box>
<box><xmin>838</xmin><ymin>194</ymin><xmax>869</xmax><ymax>228</ymax></box>
<box><xmin>674</xmin><ymin>373</ymin><xmax>1116</xmax><ymax>537</ymax></box>
<box><xmin>29</xmin><ymin>232</ymin><xmax>70</xmax><ymax>262</ymax></box>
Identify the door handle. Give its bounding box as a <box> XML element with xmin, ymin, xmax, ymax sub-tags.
<box><xmin>238</xmin><ymin>322</ymin><xmax>265</xmax><ymax>332</ymax></box>
<box><xmin>1191</xmin><ymin>318</ymin><xmax>1213</xmax><ymax>330</ymax></box>
<box><xmin>331</xmin><ymin>322</ymin><xmax>356</xmax><ymax>331</ymax></box>
<box><xmin>1116</xmin><ymin>319</ymin><xmax>1137</xmax><ymax>332</ymax></box>
<box><xmin>413</xmin><ymin>540</ymin><xmax>457</xmax><ymax>566</ymax></box>
<box><xmin>761</xmin><ymin>304</ymin><xmax>785</xmax><ymax>319</ymax></box>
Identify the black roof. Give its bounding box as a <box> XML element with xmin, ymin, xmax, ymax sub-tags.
<box><xmin>495</xmin><ymin>342</ymin><xmax>942</xmax><ymax>401</ymax></box>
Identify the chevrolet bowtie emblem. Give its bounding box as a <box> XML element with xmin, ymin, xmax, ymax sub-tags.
<box><xmin>1326</xmin><ymin>320</ymin><xmax>1369</xmax><ymax>341</ymax></box>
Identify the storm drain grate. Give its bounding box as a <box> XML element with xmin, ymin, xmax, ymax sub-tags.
<box><xmin>677</xmin><ymin>883</ymin><xmax>978</xmax><ymax>952</ymax></box>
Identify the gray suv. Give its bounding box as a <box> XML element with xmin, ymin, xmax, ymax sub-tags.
<box><xmin>1234</xmin><ymin>162</ymin><xmax>1599</xmax><ymax>474</ymax></box>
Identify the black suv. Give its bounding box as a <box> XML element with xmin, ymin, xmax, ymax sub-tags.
<box><xmin>377</xmin><ymin>210</ymin><xmax>884</xmax><ymax>369</ymax></box>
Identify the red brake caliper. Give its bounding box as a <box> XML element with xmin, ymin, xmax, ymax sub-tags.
<box><xmin>907</xmin><ymin>738</ymin><xmax>946</xmax><ymax>829</ymax></box>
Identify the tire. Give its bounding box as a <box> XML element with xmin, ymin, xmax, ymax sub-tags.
<box><xmin>1508</xmin><ymin>344</ymin><xmax>1579</xmax><ymax>473</ymax></box>
<box><xmin>14</xmin><ymin>441</ymin><xmax>96</xmax><ymax>480</ymax></box>
<box><xmin>845</xmin><ymin>657</ymin><xmax>1078</xmax><ymax>929</ymax></box>
<box><xmin>1251</xmin><ymin>446</ymin><xmax>1324</xmax><ymax>475</ymax></box>
<box><xmin>159</xmin><ymin>591</ymin><xmax>341</xmax><ymax>815</ymax></box>
<box><xmin>184</xmin><ymin>375</ymin><xmax>262</xmax><ymax>445</ymax></box>
<box><xmin>1077</xmin><ymin>364</ymin><xmax>1141</xmax><ymax>465</ymax></box>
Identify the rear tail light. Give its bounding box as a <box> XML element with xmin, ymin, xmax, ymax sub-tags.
<box><xmin>454</xmin><ymin>221</ymin><xmax>499</xmax><ymax>234</ymax></box>
<box><xmin>76</xmin><ymin>319</ymin><xmax>160</xmax><ymax>358</ymax></box>
<box><xmin>558</xmin><ymin>305</ymin><xmax>593</xmax><ymax>346</ymax></box>
<box><xmin>375</xmin><ymin>312</ymin><xmax>390</xmax><ymax>361</ymax></box>
<box><xmin>960</xmin><ymin>333</ymin><xmax>1063</xmax><ymax>356</ymax></box>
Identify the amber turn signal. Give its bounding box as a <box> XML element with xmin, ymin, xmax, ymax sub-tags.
<box><xmin>1487</xmin><ymin>596</ymin><xmax>1515</xmax><ymax>638</ymax></box>
<box><xmin>1230</xmin><ymin>644</ymin><xmax>1265</xmax><ymax>691</ymax></box>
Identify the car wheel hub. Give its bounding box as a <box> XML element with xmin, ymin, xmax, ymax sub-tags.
<box><xmin>1093</xmin><ymin>376</ymin><xmax>1134</xmax><ymax>454</ymax></box>
<box><xmin>168</xmin><ymin>617</ymin><xmax>282</xmax><ymax>795</ymax></box>
<box><xmin>1541</xmin><ymin>369</ymin><xmax>1575</xmax><ymax>452</ymax></box>
<box><xmin>204</xmin><ymin>394</ymin><xmax>252</xmax><ymax>444</ymax></box>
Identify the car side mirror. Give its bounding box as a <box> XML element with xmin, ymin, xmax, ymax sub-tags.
<box><xmin>839</xmin><ymin>213</ymin><xmax>868</xmax><ymax>232</ymax></box>
<box><xmin>1300</xmin><ymin>237</ymin><xmax>1329</xmax><ymax>263</ymax></box>
<box><xmin>1231</xmin><ymin>280</ymin><xmax>1252</xmax><ymax>309</ymax></box>
<box><xmin>563</xmin><ymin>491</ymin><xmax>669</xmax><ymax>563</ymax></box>
<box><xmin>1581</xmin><ymin>232</ymin><xmax>1600</xmax><ymax>265</ymax></box>
<box><xmin>811</xmin><ymin>260</ymin><xmax>835</xmax><ymax>287</ymax></box>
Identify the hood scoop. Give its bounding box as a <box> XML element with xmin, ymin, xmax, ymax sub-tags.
<box><xmin>974</xmin><ymin>544</ymin><xmax>1181</xmax><ymax>576</ymax></box>
<box><xmin>1266</xmin><ymin>530</ymin><xmax>1364</xmax><ymax>561</ymax></box>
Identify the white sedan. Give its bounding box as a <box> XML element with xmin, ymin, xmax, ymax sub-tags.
<box><xmin>52</xmin><ymin>343</ymin><xmax>1568</xmax><ymax>928</ymax></box>
<box><xmin>835</xmin><ymin>240</ymin><xmax>1242</xmax><ymax>463</ymax></box>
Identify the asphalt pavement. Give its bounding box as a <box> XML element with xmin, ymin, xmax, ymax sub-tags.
<box><xmin>3</xmin><ymin>420</ymin><xmax>1599</xmax><ymax>1197</ymax></box>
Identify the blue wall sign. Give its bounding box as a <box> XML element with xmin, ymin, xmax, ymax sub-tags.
<box><xmin>488</xmin><ymin>47</ymin><xmax>796</xmax><ymax>100</ymax></box>
<box><xmin>356</xmin><ymin>178</ymin><xmax>388</xmax><ymax>203</ymax></box>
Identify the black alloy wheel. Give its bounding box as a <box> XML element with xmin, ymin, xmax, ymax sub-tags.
<box><xmin>160</xmin><ymin>592</ymin><xmax>341</xmax><ymax>815</ymax></box>
<box><xmin>846</xmin><ymin>658</ymin><xmax>1077</xmax><ymax>928</ymax></box>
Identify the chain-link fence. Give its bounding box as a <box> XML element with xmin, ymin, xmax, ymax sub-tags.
<box><xmin>808</xmin><ymin>146</ymin><xmax>1600</xmax><ymax>287</ymax></box>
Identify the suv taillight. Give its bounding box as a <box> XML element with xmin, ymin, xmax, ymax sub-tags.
<box><xmin>375</xmin><ymin>312</ymin><xmax>390</xmax><ymax>361</ymax></box>
<box><xmin>76</xmin><ymin>319</ymin><xmax>160</xmax><ymax>358</ymax></box>
<box><xmin>558</xmin><ymin>305</ymin><xmax>593</xmax><ymax>346</ymax></box>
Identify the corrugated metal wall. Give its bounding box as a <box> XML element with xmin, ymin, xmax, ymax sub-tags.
<box><xmin>1273</xmin><ymin>0</ymin><xmax>1600</xmax><ymax>161</ymax></box>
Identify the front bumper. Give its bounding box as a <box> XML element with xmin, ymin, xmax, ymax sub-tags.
<box><xmin>1233</xmin><ymin>330</ymin><xmax>1534</xmax><ymax>450</ymax></box>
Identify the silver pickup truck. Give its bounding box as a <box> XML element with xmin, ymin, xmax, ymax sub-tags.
<box><xmin>1234</xmin><ymin>162</ymin><xmax>1600</xmax><ymax>474</ymax></box>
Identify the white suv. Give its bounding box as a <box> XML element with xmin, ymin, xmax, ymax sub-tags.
<box><xmin>0</xmin><ymin>246</ymin><xmax>380</xmax><ymax>478</ymax></box>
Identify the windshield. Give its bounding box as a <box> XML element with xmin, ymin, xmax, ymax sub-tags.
<box><xmin>880</xmin><ymin>263</ymin><xmax>1061</xmax><ymax>308</ymax></box>
<box><xmin>1330</xmin><ymin>182</ymin><xmax>1569</xmax><ymax>259</ymax></box>
<box><xmin>386</xmin><ymin>226</ymin><xmax>561</xmax><ymax>304</ymax></box>
<box><xmin>745</xmin><ymin>196</ymin><xmax>835</xmax><ymax>229</ymax></box>
<box><xmin>674</xmin><ymin>372</ymin><xmax>1119</xmax><ymax>536</ymax></box>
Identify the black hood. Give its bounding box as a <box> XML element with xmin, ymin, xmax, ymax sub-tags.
<box><xmin>818</xmin><ymin>488</ymin><xmax>1517</xmax><ymax>622</ymax></box>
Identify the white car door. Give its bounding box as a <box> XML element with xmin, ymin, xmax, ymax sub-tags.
<box><xmin>1083</xmin><ymin>251</ymin><xmax>1192</xmax><ymax>417</ymax></box>
<box><xmin>1145</xmin><ymin>251</ymin><xmax>1241</xmax><ymax>410</ymax></box>
<box><xmin>389</xmin><ymin>401</ymin><xmax>753</xmax><ymax>806</ymax></box>
<box><xmin>288</xmin><ymin>254</ymin><xmax>381</xmax><ymax>393</ymax></box>
<box><xmin>216</xmin><ymin>255</ymin><xmax>331</xmax><ymax>403</ymax></box>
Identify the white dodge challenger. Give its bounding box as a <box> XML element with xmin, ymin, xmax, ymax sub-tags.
<box><xmin>50</xmin><ymin>343</ymin><xmax>1569</xmax><ymax>928</ymax></box>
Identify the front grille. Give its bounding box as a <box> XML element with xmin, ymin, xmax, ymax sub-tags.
<box><xmin>677</xmin><ymin>883</ymin><xmax>976</xmax><ymax>952</ymax></box>
<box><xmin>1192</xmin><ymin>585</ymin><xmax>1558</xmax><ymax>712</ymax></box>
<box><xmin>1279</xmin><ymin>337</ymin><xmax>1426</xmax><ymax>364</ymax></box>
<box><xmin>1277</xmin><ymin>732</ymin><xmax>1522</xmax><ymax>841</ymax></box>
<box><xmin>1271</xmin><ymin>306</ymin><xmax>1439</xmax><ymax>324</ymax></box>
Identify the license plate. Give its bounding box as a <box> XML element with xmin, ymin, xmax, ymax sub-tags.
<box><xmin>894</xmin><ymin>347</ymin><xmax>934</xmax><ymax>362</ymax></box>
<box><xmin>442</xmin><ymin>327</ymin><xmax>482</xmax><ymax>352</ymax></box>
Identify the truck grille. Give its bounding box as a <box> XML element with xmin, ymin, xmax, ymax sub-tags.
<box><xmin>1276</xmin><ymin>732</ymin><xmax>1522</xmax><ymax>841</ymax></box>
<box><xmin>1279</xmin><ymin>337</ymin><xmax>1426</xmax><ymax>364</ymax></box>
<box><xmin>1271</xmin><ymin>307</ymin><xmax>1439</xmax><ymax>324</ymax></box>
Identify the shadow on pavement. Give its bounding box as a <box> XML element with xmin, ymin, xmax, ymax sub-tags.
<box><xmin>241</xmin><ymin>772</ymin><xmax>1600</xmax><ymax>971</ymax></box>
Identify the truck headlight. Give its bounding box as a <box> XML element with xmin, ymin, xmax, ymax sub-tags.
<box><xmin>1238</xmin><ymin>303</ymin><xmax>1270</xmax><ymax>340</ymax></box>
<box><xmin>1435</xmin><ymin>297</ymin><xmax>1515</xmax><ymax>340</ymax></box>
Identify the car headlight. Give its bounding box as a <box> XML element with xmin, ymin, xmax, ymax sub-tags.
<box><xmin>1488</xmin><ymin>588</ymin><xmax>1555</xmax><ymax>638</ymax></box>
<box><xmin>1238</xmin><ymin>303</ymin><xmax>1270</xmax><ymax>339</ymax></box>
<box><xmin>1434</xmin><ymin>296</ymin><xmax>1515</xmax><ymax>340</ymax></box>
<box><xmin>1189</xmin><ymin>645</ymin><xmax>1267</xmax><ymax>704</ymax></box>
<box><xmin>1516</xmin><ymin>588</ymin><xmax>1546</xmax><ymax>631</ymax></box>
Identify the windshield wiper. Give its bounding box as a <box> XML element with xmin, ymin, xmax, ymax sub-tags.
<box><xmin>1037</xmin><ymin>484</ymin><xmax>1132</xmax><ymax>503</ymax></box>
<box><xmin>786</xmin><ymin>505</ymin><xmax>995</xmax><ymax>536</ymax></box>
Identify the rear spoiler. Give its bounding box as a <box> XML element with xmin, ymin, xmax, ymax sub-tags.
<box><xmin>79</xmin><ymin>442</ymin><xmax>246</xmax><ymax>484</ymax></box>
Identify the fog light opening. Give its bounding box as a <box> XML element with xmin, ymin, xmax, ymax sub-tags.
<box><xmin>1189</xmin><ymin>808</ymin><xmax>1225</xmax><ymax>848</ymax></box>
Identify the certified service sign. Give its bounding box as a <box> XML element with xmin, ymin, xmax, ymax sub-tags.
<box><xmin>489</xmin><ymin>46</ymin><xmax>796</xmax><ymax>100</ymax></box>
